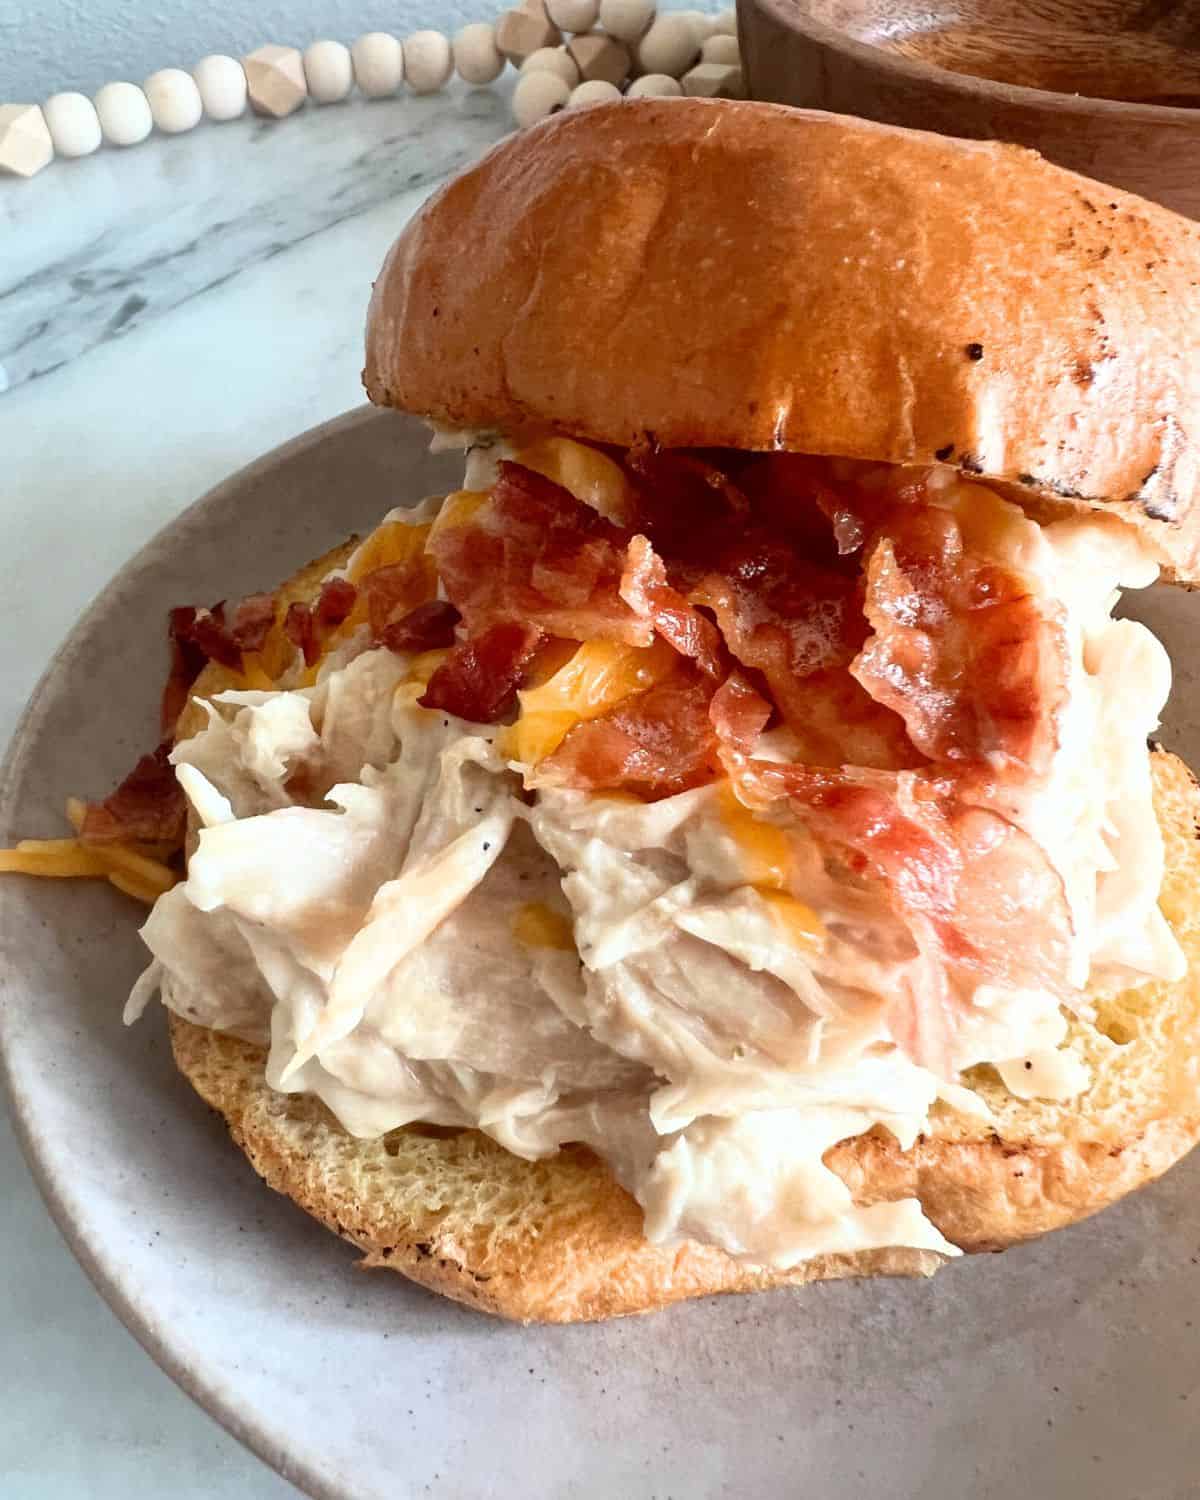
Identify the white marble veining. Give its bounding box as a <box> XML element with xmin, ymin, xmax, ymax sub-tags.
<box><xmin>0</xmin><ymin>85</ymin><xmax>512</xmax><ymax>392</ymax></box>
<box><xmin>0</xmin><ymin>85</ymin><xmax>514</xmax><ymax>1499</ymax></box>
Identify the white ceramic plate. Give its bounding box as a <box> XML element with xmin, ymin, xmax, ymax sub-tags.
<box><xmin>3</xmin><ymin>407</ymin><xmax>1200</xmax><ymax>1500</ymax></box>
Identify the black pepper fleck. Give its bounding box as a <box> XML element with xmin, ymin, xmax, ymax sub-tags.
<box><xmin>965</xmin><ymin>342</ymin><xmax>984</xmax><ymax>361</ymax></box>
<box><xmin>482</xmin><ymin>842</ymin><xmax>491</xmax><ymax>851</ymax></box>
<box><xmin>935</xmin><ymin>444</ymin><xmax>954</xmax><ymax>462</ymax></box>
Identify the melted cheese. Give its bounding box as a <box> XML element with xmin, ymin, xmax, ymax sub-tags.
<box><xmin>513</xmin><ymin>901</ymin><xmax>576</xmax><ymax>951</ymax></box>
<box><xmin>503</xmin><ymin>637</ymin><xmax>677</xmax><ymax>764</ymax></box>
<box><xmin>512</xmin><ymin>436</ymin><xmax>635</xmax><ymax>526</ymax></box>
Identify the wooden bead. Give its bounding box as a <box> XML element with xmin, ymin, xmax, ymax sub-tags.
<box><xmin>713</xmin><ymin>7</ymin><xmax>738</xmax><ymax>35</ymax></box>
<box><xmin>94</xmin><ymin>82</ymin><xmax>153</xmax><ymax>146</ymax></box>
<box><xmin>352</xmin><ymin>33</ymin><xmax>404</xmax><ymax>97</ymax></box>
<box><xmin>625</xmin><ymin>71</ymin><xmax>682</xmax><ymax>96</ymax></box>
<box><xmin>567</xmin><ymin>79</ymin><xmax>621</xmax><ymax>108</ymax></box>
<box><xmin>674</xmin><ymin>9</ymin><xmax>719</xmax><ymax>45</ymax></box>
<box><xmin>567</xmin><ymin>31</ymin><xmax>631</xmax><ymax>85</ymax></box>
<box><xmin>701</xmin><ymin>34</ymin><xmax>740</xmax><ymax>63</ymax></box>
<box><xmin>244</xmin><ymin>45</ymin><xmax>307</xmax><ymax>117</ymax></box>
<box><xmin>545</xmin><ymin>0</ymin><xmax>599</xmax><ymax>30</ymax></box>
<box><xmin>193</xmin><ymin>55</ymin><xmax>248</xmax><ymax>120</ymax></box>
<box><xmin>43</xmin><ymin>92</ymin><xmax>102</xmax><ymax>157</ymax></box>
<box><xmin>453</xmin><ymin>23</ymin><xmax>506</xmax><ymax>85</ymax></box>
<box><xmin>403</xmin><ymin>31</ymin><xmax>453</xmax><ymax>94</ymax></box>
<box><xmin>496</xmin><ymin>5</ymin><xmax>563</xmax><ymax>64</ymax></box>
<box><xmin>635</xmin><ymin>16</ymin><xmax>699</xmax><ymax>76</ymax></box>
<box><xmin>511</xmin><ymin>69</ymin><xmax>571</xmax><ymax>126</ymax></box>
<box><xmin>521</xmin><ymin>47</ymin><xmax>580</xmax><ymax>85</ymax></box>
<box><xmin>681</xmin><ymin>60</ymin><xmax>744</xmax><ymax>97</ymax></box>
<box><xmin>0</xmin><ymin>103</ymin><xmax>53</xmax><ymax>177</ymax></box>
<box><xmin>598</xmin><ymin>0</ymin><xmax>655</xmax><ymax>43</ymax></box>
<box><xmin>302</xmin><ymin>40</ymin><xmax>353</xmax><ymax>103</ymax></box>
<box><xmin>144</xmin><ymin>68</ymin><xmax>203</xmax><ymax>133</ymax></box>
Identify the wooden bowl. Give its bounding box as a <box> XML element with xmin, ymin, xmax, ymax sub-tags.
<box><xmin>738</xmin><ymin>0</ymin><xmax>1200</xmax><ymax>218</ymax></box>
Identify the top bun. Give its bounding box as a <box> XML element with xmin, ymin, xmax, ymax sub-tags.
<box><xmin>364</xmin><ymin>99</ymin><xmax>1200</xmax><ymax>580</ymax></box>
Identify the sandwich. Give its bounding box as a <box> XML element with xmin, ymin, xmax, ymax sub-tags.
<box><xmin>9</xmin><ymin>98</ymin><xmax>1200</xmax><ymax>1323</ymax></box>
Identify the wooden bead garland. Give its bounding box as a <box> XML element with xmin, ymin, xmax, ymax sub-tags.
<box><xmin>94</xmin><ymin>82</ymin><xmax>154</xmax><ymax>146</ymax></box>
<box><xmin>1</xmin><ymin>6</ymin><xmax>744</xmax><ymax>178</ymax></box>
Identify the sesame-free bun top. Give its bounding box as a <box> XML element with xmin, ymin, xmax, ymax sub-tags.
<box><xmin>364</xmin><ymin>99</ymin><xmax>1200</xmax><ymax>580</ymax></box>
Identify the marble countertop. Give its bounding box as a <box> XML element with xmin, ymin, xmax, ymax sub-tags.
<box><xmin>0</xmin><ymin>84</ymin><xmax>511</xmax><ymax>1498</ymax></box>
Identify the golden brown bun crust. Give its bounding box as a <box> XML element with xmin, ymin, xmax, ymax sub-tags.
<box><xmin>168</xmin><ymin>747</ymin><xmax>1200</xmax><ymax>1323</ymax></box>
<box><xmin>364</xmin><ymin>99</ymin><xmax>1200</xmax><ymax>580</ymax></box>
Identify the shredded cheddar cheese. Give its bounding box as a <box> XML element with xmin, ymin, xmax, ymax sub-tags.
<box><xmin>0</xmin><ymin>819</ymin><xmax>178</xmax><ymax>905</ymax></box>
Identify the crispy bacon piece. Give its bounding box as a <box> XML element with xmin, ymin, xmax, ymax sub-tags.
<box><xmin>541</xmin><ymin>666</ymin><xmax>723</xmax><ymax>799</ymax></box>
<box><xmin>79</xmin><ymin>742</ymin><xmax>186</xmax><ymax>848</ymax></box>
<box><xmin>852</xmin><ymin>504</ymin><xmax>1068</xmax><ymax>774</ymax></box>
<box><xmin>429</xmin><ymin>463</ymin><xmax>650</xmax><ymax>646</ymax></box>
<box><xmin>728</xmin><ymin>755</ymin><xmax>1074</xmax><ymax>1074</ymax></box>
<box><xmin>360</xmin><ymin>561</ymin><xmax>430</xmax><ymax>639</ymax></box>
<box><xmin>709</xmin><ymin>673</ymin><xmax>772</xmax><ymax>757</ymax></box>
<box><xmin>284</xmin><ymin>577</ymin><xmax>359</xmax><ymax>667</ymax></box>
<box><xmin>229</xmin><ymin>592</ymin><xmax>277</xmax><ymax>652</ymax></box>
<box><xmin>619</xmin><ymin>535</ymin><xmax>724</xmax><ymax>678</ymax></box>
<box><xmin>687</xmin><ymin>545</ymin><xmax>919</xmax><ymax>770</ymax></box>
<box><xmin>624</xmin><ymin>440</ymin><xmax>750</xmax><ymax>555</ymax></box>
<box><xmin>170</xmin><ymin>604</ymin><xmax>240</xmax><ymax>670</ymax></box>
<box><xmin>419</xmin><ymin>621</ymin><xmax>543</xmax><ymax>723</ymax></box>
<box><xmin>380</xmin><ymin>600</ymin><xmax>461</xmax><ymax>654</ymax></box>
<box><xmin>161</xmin><ymin>592</ymin><xmax>281</xmax><ymax>734</ymax></box>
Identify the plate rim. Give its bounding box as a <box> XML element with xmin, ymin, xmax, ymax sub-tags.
<box><xmin>0</xmin><ymin>404</ymin><xmax>396</xmax><ymax>1500</ymax></box>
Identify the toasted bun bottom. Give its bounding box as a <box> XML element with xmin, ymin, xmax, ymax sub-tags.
<box><xmin>167</xmin><ymin>750</ymin><xmax>1200</xmax><ymax>1322</ymax></box>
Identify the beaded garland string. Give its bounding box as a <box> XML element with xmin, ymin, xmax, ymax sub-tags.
<box><xmin>0</xmin><ymin>3</ymin><xmax>741</xmax><ymax>179</ymax></box>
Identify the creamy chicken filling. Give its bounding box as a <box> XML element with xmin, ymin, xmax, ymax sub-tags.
<box><xmin>129</xmin><ymin>459</ymin><xmax>1183</xmax><ymax>1270</ymax></box>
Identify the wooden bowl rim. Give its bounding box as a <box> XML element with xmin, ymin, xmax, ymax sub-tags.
<box><xmin>749</xmin><ymin>0</ymin><xmax>1200</xmax><ymax>126</ymax></box>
